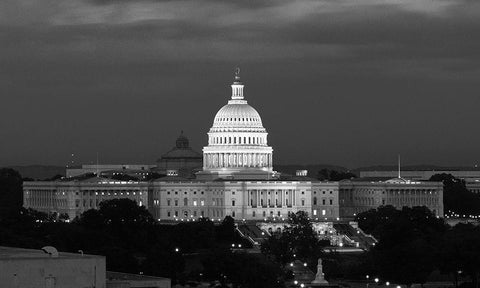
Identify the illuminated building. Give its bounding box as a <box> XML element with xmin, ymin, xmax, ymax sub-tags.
<box><xmin>23</xmin><ymin>69</ymin><xmax>443</xmax><ymax>221</ymax></box>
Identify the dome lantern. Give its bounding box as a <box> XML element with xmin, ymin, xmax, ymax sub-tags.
<box><xmin>231</xmin><ymin>67</ymin><xmax>244</xmax><ymax>100</ymax></box>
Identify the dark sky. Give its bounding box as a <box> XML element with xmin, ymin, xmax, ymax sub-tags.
<box><xmin>1</xmin><ymin>0</ymin><xmax>479</xmax><ymax>168</ymax></box>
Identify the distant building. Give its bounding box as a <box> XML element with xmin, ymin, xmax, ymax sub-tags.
<box><xmin>23</xmin><ymin>69</ymin><xmax>443</xmax><ymax>221</ymax></box>
<box><xmin>155</xmin><ymin>132</ymin><xmax>202</xmax><ymax>178</ymax></box>
<box><xmin>67</xmin><ymin>164</ymin><xmax>156</xmax><ymax>179</ymax></box>
<box><xmin>0</xmin><ymin>246</ymin><xmax>106</xmax><ymax>288</ymax></box>
<box><xmin>339</xmin><ymin>177</ymin><xmax>443</xmax><ymax>218</ymax></box>
<box><xmin>360</xmin><ymin>169</ymin><xmax>480</xmax><ymax>195</ymax></box>
<box><xmin>360</xmin><ymin>169</ymin><xmax>480</xmax><ymax>181</ymax></box>
<box><xmin>106</xmin><ymin>271</ymin><xmax>170</xmax><ymax>288</ymax></box>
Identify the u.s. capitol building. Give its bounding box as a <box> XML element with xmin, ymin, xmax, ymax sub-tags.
<box><xmin>23</xmin><ymin>71</ymin><xmax>444</xmax><ymax>221</ymax></box>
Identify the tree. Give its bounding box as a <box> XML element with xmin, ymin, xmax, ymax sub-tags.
<box><xmin>430</xmin><ymin>173</ymin><xmax>480</xmax><ymax>216</ymax></box>
<box><xmin>262</xmin><ymin>211</ymin><xmax>327</xmax><ymax>268</ymax></box>
<box><xmin>76</xmin><ymin>198</ymin><xmax>155</xmax><ymax>228</ymax></box>
<box><xmin>439</xmin><ymin>224</ymin><xmax>480</xmax><ymax>288</ymax></box>
<box><xmin>356</xmin><ymin>206</ymin><xmax>447</xmax><ymax>286</ymax></box>
<box><xmin>202</xmin><ymin>249</ymin><xmax>285</xmax><ymax>288</ymax></box>
<box><xmin>317</xmin><ymin>169</ymin><xmax>356</xmax><ymax>181</ymax></box>
<box><xmin>0</xmin><ymin>168</ymin><xmax>23</xmax><ymax>210</ymax></box>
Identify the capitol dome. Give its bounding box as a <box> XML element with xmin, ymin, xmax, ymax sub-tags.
<box><xmin>199</xmin><ymin>68</ymin><xmax>274</xmax><ymax>179</ymax></box>
<box><xmin>212</xmin><ymin>104</ymin><xmax>264</xmax><ymax>129</ymax></box>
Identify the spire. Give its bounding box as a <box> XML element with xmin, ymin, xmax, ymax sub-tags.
<box><xmin>398</xmin><ymin>154</ymin><xmax>401</xmax><ymax>178</ymax></box>
<box><xmin>231</xmin><ymin>67</ymin><xmax>244</xmax><ymax>100</ymax></box>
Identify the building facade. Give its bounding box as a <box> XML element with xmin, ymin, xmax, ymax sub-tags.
<box><xmin>339</xmin><ymin>178</ymin><xmax>444</xmax><ymax>218</ymax></box>
<box><xmin>24</xmin><ymin>177</ymin><xmax>149</xmax><ymax>219</ymax></box>
<box><xmin>23</xmin><ymin>70</ymin><xmax>444</xmax><ymax>221</ymax></box>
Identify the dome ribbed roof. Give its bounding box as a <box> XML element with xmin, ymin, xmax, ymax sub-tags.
<box><xmin>212</xmin><ymin>103</ymin><xmax>263</xmax><ymax>128</ymax></box>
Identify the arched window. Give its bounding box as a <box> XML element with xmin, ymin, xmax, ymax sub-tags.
<box><xmin>313</xmin><ymin>197</ymin><xmax>317</xmax><ymax>205</ymax></box>
<box><xmin>184</xmin><ymin>198</ymin><xmax>188</xmax><ymax>206</ymax></box>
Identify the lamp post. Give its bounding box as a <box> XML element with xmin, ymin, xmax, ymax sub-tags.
<box><xmin>366</xmin><ymin>275</ymin><xmax>370</xmax><ymax>288</ymax></box>
<box><xmin>375</xmin><ymin>278</ymin><xmax>379</xmax><ymax>284</ymax></box>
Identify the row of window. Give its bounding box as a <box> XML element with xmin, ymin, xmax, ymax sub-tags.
<box><xmin>210</xmin><ymin>135</ymin><xmax>265</xmax><ymax>145</ymax></box>
<box><xmin>166</xmin><ymin>210</ymin><xmax>223</xmax><ymax>218</ymax></box>
<box><xmin>312</xmin><ymin>198</ymin><xmax>334</xmax><ymax>206</ymax></box>
<box><xmin>167</xmin><ymin>191</ymin><xmax>206</xmax><ymax>195</ymax></box>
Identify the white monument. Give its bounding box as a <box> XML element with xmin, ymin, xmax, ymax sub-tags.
<box><xmin>311</xmin><ymin>258</ymin><xmax>329</xmax><ymax>285</ymax></box>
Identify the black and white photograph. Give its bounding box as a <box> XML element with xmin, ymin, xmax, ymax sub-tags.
<box><xmin>1</xmin><ymin>0</ymin><xmax>479</xmax><ymax>287</ymax></box>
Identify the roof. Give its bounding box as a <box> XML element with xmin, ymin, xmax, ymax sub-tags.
<box><xmin>160</xmin><ymin>147</ymin><xmax>202</xmax><ymax>159</ymax></box>
<box><xmin>107</xmin><ymin>271</ymin><xmax>170</xmax><ymax>282</ymax></box>
<box><xmin>0</xmin><ymin>246</ymin><xmax>101</xmax><ymax>260</ymax></box>
<box><xmin>159</xmin><ymin>132</ymin><xmax>202</xmax><ymax>160</ymax></box>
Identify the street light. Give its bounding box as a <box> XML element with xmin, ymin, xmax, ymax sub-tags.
<box><xmin>174</xmin><ymin>248</ymin><xmax>179</xmax><ymax>252</ymax></box>
<box><xmin>386</xmin><ymin>282</ymin><xmax>390</xmax><ymax>286</ymax></box>
<box><xmin>374</xmin><ymin>278</ymin><xmax>379</xmax><ymax>284</ymax></box>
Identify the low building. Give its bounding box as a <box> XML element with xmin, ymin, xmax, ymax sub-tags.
<box><xmin>360</xmin><ymin>169</ymin><xmax>480</xmax><ymax>181</ymax></box>
<box><xmin>23</xmin><ymin>176</ymin><xmax>149</xmax><ymax>220</ymax></box>
<box><xmin>339</xmin><ymin>177</ymin><xmax>444</xmax><ymax>218</ymax></box>
<box><xmin>106</xmin><ymin>271</ymin><xmax>170</xmax><ymax>288</ymax></box>
<box><xmin>67</xmin><ymin>164</ymin><xmax>156</xmax><ymax>179</ymax></box>
<box><xmin>0</xmin><ymin>246</ymin><xmax>106</xmax><ymax>288</ymax></box>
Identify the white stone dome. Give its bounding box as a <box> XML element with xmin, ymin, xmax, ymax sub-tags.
<box><xmin>212</xmin><ymin>103</ymin><xmax>264</xmax><ymax>129</ymax></box>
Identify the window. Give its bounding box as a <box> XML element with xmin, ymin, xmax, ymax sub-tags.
<box><xmin>301</xmin><ymin>199</ymin><xmax>305</xmax><ymax>206</ymax></box>
<box><xmin>167</xmin><ymin>199</ymin><xmax>171</xmax><ymax>206</ymax></box>
<box><xmin>263</xmin><ymin>211</ymin><xmax>266</xmax><ymax>217</ymax></box>
<box><xmin>175</xmin><ymin>211</ymin><xmax>178</xmax><ymax>217</ymax></box>
<box><xmin>193</xmin><ymin>200</ymin><xmax>198</xmax><ymax>206</ymax></box>
<box><xmin>184</xmin><ymin>198</ymin><xmax>188</xmax><ymax>206</ymax></box>
<box><xmin>252</xmin><ymin>211</ymin><xmax>256</xmax><ymax>217</ymax></box>
<box><xmin>322</xmin><ymin>209</ymin><xmax>326</xmax><ymax>216</ymax></box>
<box><xmin>232</xmin><ymin>211</ymin><xmax>235</xmax><ymax>217</ymax></box>
<box><xmin>322</xmin><ymin>199</ymin><xmax>326</xmax><ymax>205</ymax></box>
<box><xmin>232</xmin><ymin>200</ymin><xmax>235</xmax><ymax>206</ymax></box>
<box><xmin>277</xmin><ymin>211</ymin><xmax>281</xmax><ymax>216</ymax></box>
<box><xmin>313</xmin><ymin>210</ymin><xmax>317</xmax><ymax>216</ymax></box>
<box><xmin>313</xmin><ymin>197</ymin><xmax>317</xmax><ymax>205</ymax></box>
<box><xmin>329</xmin><ymin>199</ymin><xmax>333</xmax><ymax>205</ymax></box>
<box><xmin>201</xmin><ymin>200</ymin><xmax>205</xmax><ymax>206</ymax></box>
<box><xmin>175</xmin><ymin>200</ymin><xmax>178</xmax><ymax>206</ymax></box>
